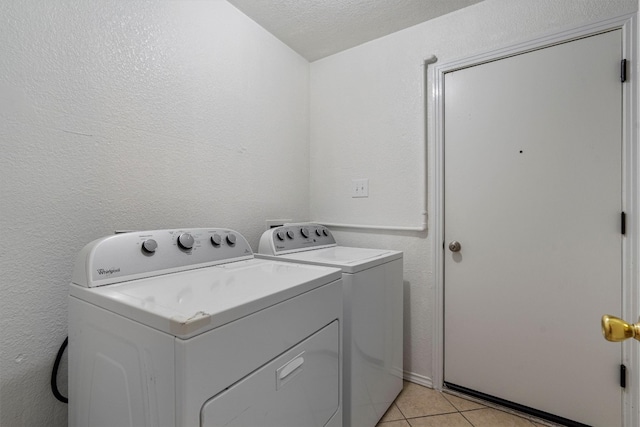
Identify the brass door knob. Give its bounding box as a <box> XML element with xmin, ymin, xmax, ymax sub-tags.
<box><xmin>601</xmin><ymin>315</ymin><xmax>640</xmax><ymax>342</ymax></box>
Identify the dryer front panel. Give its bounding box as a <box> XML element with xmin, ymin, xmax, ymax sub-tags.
<box><xmin>201</xmin><ymin>320</ymin><xmax>340</xmax><ymax>427</ymax></box>
<box><xmin>174</xmin><ymin>279</ymin><xmax>343</xmax><ymax>426</ymax></box>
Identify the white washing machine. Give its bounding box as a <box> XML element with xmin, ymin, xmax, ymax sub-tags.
<box><xmin>68</xmin><ymin>227</ymin><xmax>343</xmax><ymax>427</ymax></box>
<box><xmin>257</xmin><ymin>223</ymin><xmax>403</xmax><ymax>427</ymax></box>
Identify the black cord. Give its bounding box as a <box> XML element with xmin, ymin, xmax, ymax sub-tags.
<box><xmin>51</xmin><ymin>336</ymin><xmax>68</xmax><ymax>403</ymax></box>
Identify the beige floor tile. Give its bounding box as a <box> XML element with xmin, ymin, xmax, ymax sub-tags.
<box><xmin>376</xmin><ymin>420</ymin><xmax>411</xmax><ymax>427</ymax></box>
<box><xmin>380</xmin><ymin>403</ymin><xmax>404</xmax><ymax>422</ymax></box>
<box><xmin>408</xmin><ymin>412</ymin><xmax>473</xmax><ymax>427</ymax></box>
<box><xmin>442</xmin><ymin>393</ymin><xmax>485</xmax><ymax>411</ymax></box>
<box><xmin>394</xmin><ymin>381</ymin><xmax>457</xmax><ymax>418</ymax></box>
<box><xmin>461</xmin><ymin>408</ymin><xmax>535</xmax><ymax>426</ymax></box>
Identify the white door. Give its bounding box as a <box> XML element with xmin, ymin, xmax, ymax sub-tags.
<box><xmin>444</xmin><ymin>30</ymin><xmax>623</xmax><ymax>427</ymax></box>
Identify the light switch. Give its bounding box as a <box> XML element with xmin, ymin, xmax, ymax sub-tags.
<box><xmin>351</xmin><ymin>179</ymin><xmax>369</xmax><ymax>198</ymax></box>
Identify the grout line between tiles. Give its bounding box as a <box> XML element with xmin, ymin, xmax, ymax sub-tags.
<box><xmin>394</xmin><ymin>401</ymin><xmax>408</xmax><ymax>420</ymax></box>
<box><xmin>459</xmin><ymin>409</ymin><xmax>477</xmax><ymax>427</ymax></box>
<box><xmin>405</xmin><ymin>409</ymin><xmax>459</xmax><ymax>419</ymax></box>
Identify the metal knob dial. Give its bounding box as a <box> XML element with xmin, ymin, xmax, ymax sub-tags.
<box><xmin>602</xmin><ymin>315</ymin><xmax>640</xmax><ymax>342</ymax></box>
<box><xmin>226</xmin><ymin>234</ymin><xmax>237</xmax><ymax>245</ymax></box>
<box><xmin>315</xmin><ymin>229</ymin><xmax>322</xmax><ymax>237</ymax></box>
<box><xmin>448</xmin><ymin>241</ymin><xmax>461</xmax><ymax>252</ymax></box>
<box><xmin>141</xmin><ymin>239</ymin><xmax>158</xmax><ymax>254</ymax></box>
<box><xmin>276</xmin><ymin>231</ymin><xmax>285</xmax><ymax>241</ymax></box>
<box><xmin>177</xmin><ymin>233</ymin><xmax>194</xmax><ymax>250</ymax></box>
<box><xmin>300</xmin><ymin>227</ymin><xmax>309</xmax><ymax>238</ymax></box>
<box><xmin>286</xmin><ymin>230</ymin><xmax>294</xmax><ymax>239</ymax></box>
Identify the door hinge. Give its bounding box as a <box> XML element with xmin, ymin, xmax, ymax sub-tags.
<box><xmin>620</xmin><ymin>364</ymin><xmax>627</xmax><ymax>388</ymax></box>
<box><xmin>621</xmin><ymin>59</ymin><xmax>627</xmax><ymax>82</ymax></box>
<box><xmin>621</xmin><ymin>211</ymin><xmax>626</xmax><ymax>235</ymax></box>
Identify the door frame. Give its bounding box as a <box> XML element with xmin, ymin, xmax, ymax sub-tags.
<box><xmin>429</xmin><ymin>13</ymin><xmax>639</xmax><ymax>426</ymax></box>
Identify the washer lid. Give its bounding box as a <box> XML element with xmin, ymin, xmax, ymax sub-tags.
<box><xmin>263</xmin><ymin>246</ymin><xmax>403</xmax><ymax>273</ymax></box>
<box><xmin>69</xmin><ymin>259</ymin><xmax>341</xmax><ymax>339</ymax></box>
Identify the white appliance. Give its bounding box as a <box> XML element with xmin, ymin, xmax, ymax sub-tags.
<box><xmin>258</xmin><ymin>223</ymin><xmax>403</xmax><ymax>427</ymax></box>
<box><xmin>68</xmin><ymin>228</ymin><xmax>343</xmax><ymax>427</ymax></box>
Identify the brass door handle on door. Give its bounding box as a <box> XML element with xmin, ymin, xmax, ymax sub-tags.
<box><xmin>448</xmin><ymin>241</ymin><xmax>461</xmax><ymax>252</ymax></box>
<box><xmin>601</xmin><ymin>315</ymin><xmax>640</xmax><ymax>342</ymax></box>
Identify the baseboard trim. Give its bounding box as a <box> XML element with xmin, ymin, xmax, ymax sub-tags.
<box><xmin>402</xmin><ymin>371</ymin><xmax>432</xmax><ymax>388</ymax></box>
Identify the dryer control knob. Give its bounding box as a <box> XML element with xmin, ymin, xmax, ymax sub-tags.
<box><xmin>226</xmin><ymin>234</ymin><xmax>237</xmax><ymax>245</ymax></box>
<box><xmin>315</xmin><ymin>229</ymin><xmax>322</xmax><ymax>237</ymax></box>
<box><xmin>177</xmin><ymin>233</ymin><xmax>194</xmax><ymax>250</ymax></box>
<box><xmin>141</xmin><ymin>239</ymin><xmax>158</xmax><ymax>254</ymax></box>
<box><xmin>276</xmin><ymin>231</ymin><xmax>285</xmax><ymax>241</ymax></box>
<box><xmin>300</xmin><ymin>227</ymin><xmax>310</xmax><ymax>238</ymax></box>
<box><xmin>286</xmin><ymin>230</ymin><xmax>294</xmax><ymax>239</ymax></box>
<box><xmin>322</xmin><ymin>229</ymin><xmax>329</xmax><ymax>237</ymax></box>
<box><xmin>211</xmin><ymin>234</ymin><xmax>222</xmax><ymax>246</ymax></box>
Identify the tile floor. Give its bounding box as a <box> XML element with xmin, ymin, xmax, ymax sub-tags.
<box><xmin>377</xmin><ymin>381</ymin><xmax>558</xmax><ymax>427</ymax></box>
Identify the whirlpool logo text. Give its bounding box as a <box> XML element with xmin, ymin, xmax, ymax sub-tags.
<box><xmin>97</xmin><ymin>268</ymin><xmax>121</xmax><ymax>276</ymax></box>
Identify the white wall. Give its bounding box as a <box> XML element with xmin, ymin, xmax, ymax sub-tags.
<box><xmin>0</xmin><ymin>1</ymin><xmax>309</xmax><ymax>425</ymax></box>
<box><xmin>310</xmin><ymin>0</ymin><xmax>638</xmax><ymax>385</ymax></box>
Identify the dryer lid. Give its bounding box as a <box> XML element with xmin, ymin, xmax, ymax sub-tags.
<box><xmin>266</xmin><ymin>246</ymin><xmax>403</xmax><ymax>274</ymax></box>
<box><xmin>69</xmin><ymin>259</ymin><xmax>341</xmax><ymax>339</ymax></box>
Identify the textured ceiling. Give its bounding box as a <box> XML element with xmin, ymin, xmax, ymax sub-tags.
<box><xmin>227</xmin><ymin>0</ymin><xmax>484</xmax><ymax>61</ymax></box>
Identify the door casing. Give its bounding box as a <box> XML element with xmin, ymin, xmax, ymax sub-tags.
<box><xmin>428</xmin><ymin>12</ymin><xmax>639</xmax><ymax>427</ymax></box>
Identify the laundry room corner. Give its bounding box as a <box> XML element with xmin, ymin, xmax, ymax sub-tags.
<box><xmin>308</xmin><ymin>0</ymin><xmax>638</xmax><ymax>388</ymax></box>
<box><xmin>0</xmin><ymin>1</ymin><xmax>310</xmax><ymax>425</ymax></box>
<box><xmin>2</xmin><ymin>0</ymin><xmax>639</xmax><ymax>425</ymax></box>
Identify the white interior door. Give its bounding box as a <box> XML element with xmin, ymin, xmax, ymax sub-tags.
<box><xmin>444</xmin><ymin>30</ymin><xmax>623</xmax><ymax>427</ymax></box>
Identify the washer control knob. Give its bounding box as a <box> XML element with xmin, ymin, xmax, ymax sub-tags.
<box><xmin>226</xmin><ymin>234</ymin><xmax>237</xmax><ymax>245</ymax></box>
<box><xmin>322</xmin><ymin>229</ymin><xmax>329</xmax><ymax>237</ymax></box>
<box><xmin>276</xmin><ymin>231</ymin><xmax>285</xmax><ymax>241</ymax></box>
<box><xmin>211</xmin><ymin>234</ymin><xmax>222</xmax><ymax>246</ymax></box>
<box><xmin>286</xmin><ymin>230</ymin><xmax>294</xmax><ymax>239</ymax></box>
<box><xmin>141</xmin><ymin>239</ymin><xmax>158</xmax><ymax>254</ymax></box>
<box><xmin>315</xmin><ymin>229</ymin><xmax>322</xmax><ymax>237</ymax></box>
<box><xmin>300</xmin><ymin>227</ymin><xmax>309</xmax><ymax>238</ymax></box>
<box><xmin>177</xmin><ymin>233</ymin><xmax>195</xmax><ymax>250</ymax></box>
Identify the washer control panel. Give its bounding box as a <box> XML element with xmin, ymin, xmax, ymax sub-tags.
<box><xmin>259</xmin><ymin>224</ymin><xmax>336</xmax><ymax>255</ymax></box>
<box><xmin>72</xmin><ymin>228</ymin><xmax>253</xmax><ymax>287</ymax></box>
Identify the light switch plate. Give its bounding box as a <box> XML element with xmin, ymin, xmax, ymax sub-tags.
<box><xmin>351</xmin><ymin>179</ymin><xmax>369</xmax><ymax>198</ymax></box>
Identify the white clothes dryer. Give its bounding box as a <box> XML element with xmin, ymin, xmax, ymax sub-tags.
<box><xmin>257</xmin><ymin>224</ymin><xmax>403</xmax><ymax>427</ymax></box>
<box><xmin>68</xmin><ymin>228</ymin><xmax>343</xmax><ymax>427</ymax></box>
